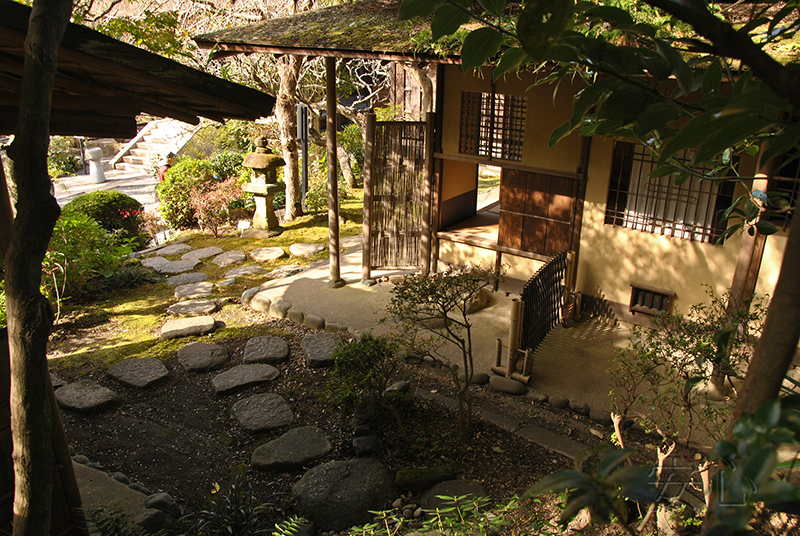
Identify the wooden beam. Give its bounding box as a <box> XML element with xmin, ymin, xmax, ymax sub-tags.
<box><xmin>203</xmin><ymin>42</ymin><xmax>460</xmax><ymax>64</ymax></box>
<box><xmin>0</xmin><ymin>107</ymin><xmax>137</xmax><ymax>137</ymax></box>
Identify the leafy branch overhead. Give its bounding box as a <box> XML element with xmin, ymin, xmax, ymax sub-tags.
<box><xmin>399</xmin><ymin>0</ymin><xmax>800</xmax><ymax>236</ymax></box>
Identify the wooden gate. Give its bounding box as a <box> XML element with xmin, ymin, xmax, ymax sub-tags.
<box><xmin>362</xmin><ymin>113</ymin><xmax>433</xmax><ymax>278</ymax></box>
<box><xmin>519</xmin><ymin>250</ymin><xmax>569</xmax><ymax>353</ymax></box>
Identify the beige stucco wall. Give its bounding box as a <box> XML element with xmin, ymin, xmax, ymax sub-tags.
<box><xmin>440</xmin><ymin>241</ymin><xmax>545</xmax><ymax>281</ymax></box>
<box><xmin>437</xmin><ymin>65</ymin><xmax>788</xmax><ymax>314</ymax></box>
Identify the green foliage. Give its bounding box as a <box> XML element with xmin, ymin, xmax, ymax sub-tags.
<box><xmin>209</xmin><ymin>151</ymin><xmax>245</xmax><ymax>181</ymax></box>
<box><xmin>329</xmin><ymin>333</ymin><xmax>403</xmax><ymax>412</ymax></box>
<box><xmin>304</xmin><ymin>150</ymin><xmax>352</xmax><ymax>212</ymax></box>
<box><xmin>187</xmin><ymin>472</ymin><xmax>271</xmax><ymax>536</ymax></box>
<box><xmin>63</xmin><ymin>190</ymin><xmax>146</xmax><ymax>250</ymax></box>
<box><xmin>48</xmin><ymin>136</ymin><xmax>80</xmax><ymax>178</ymax></box>
<box><xmin>190</xmin><ymin>177</ymin><xmax>243</xmax><ymax>237</ymax></box>
<box><xmin>156</xmin><ymin>157</ymin><xmax>216</xmax><ymax>228</ymax></box>
<box><xmin>609</xmin><ymin>288</ymin><xmax>769</xmax><ymax>443</ymax></box>
<box><xmin>43</xmin><ymin>212</ymin><xmax>134</xmax><ymax>313</ymax></box>
<box><xmin>338</xmin><ymin>124</ymin><xmax>365</xmax><ymax>180</ymax></box>
<box><xmin>90</xmin><ymin>9</ymin><xmax>194</xmax><ymax>60</ymax></box>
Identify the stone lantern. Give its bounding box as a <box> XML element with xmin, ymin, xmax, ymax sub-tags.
<box><xmin>242</xmin><ymin>136</ymin><xmax>286</xmax><ymax>236</ymax></box>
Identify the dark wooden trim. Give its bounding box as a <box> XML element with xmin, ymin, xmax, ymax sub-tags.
<box><xmin>434</xmin><ymin>152</ymin><xmax>583</xmax><ymax>180</ymax></box>
<box><xmin>421</xmin><ymin>112</ymin><xmax>435</xmax><ymax>275</ymax></box>
<box><xmin>362</xmin><ymin>113</ymin><xmax>376</xmax><ymax>281</ymax></box>
<box><xmin>208</xmin><ymin>43</ymin><xmax>460</xmax><ymax>64</ymax></box>
<box><xmin>436</xmin><ymin>230</ymin><xmax>552</xmax><ymax>262</ymax></box>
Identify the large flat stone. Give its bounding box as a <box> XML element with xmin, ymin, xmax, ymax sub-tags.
<box><xmin>181</xmin><ymin>246</ymin><xmax>223</xmax><ymax>261</ymax></box>
<box><xmin>174</xmin><ymin>281</ymin><xmax>214</xmax><ymax>299</ymax></box>
<box><xmin>212</xmin><ymin>364</ymin><xmax>280</xmax><ymax>395</ymax></box>
<box><xmin>250</xmin><ymin>247</ymin><xmax>286</xmax><ymax>262</ymax></box>
<box><xmin>213</xmin><ymin>250</ymin><xmax>246</xmax><ymax>267</ymax></box>
<box><xmin>107</xmin><ymin>358</ymin><xmax>169</xmax><ymax>388</ymax></box>
<box><xmin>225</xmin><ymin>265</ymin><xmax>266</xmax><ymax>279</ymax></box>
<box><xmin>157</xmin><ymin>244</ymin><xmax>193</xmax><ymax>256</ymax></box>
<box><xmin>141</xmin><ymin>256</ymin><xmax>169</xmax><ymax>270</ymax></box>
<box><xmin>147</xmin><ymin>258</ymin><xmax>201</xmax><ymax>274</ymax></box>
<box><xmin>165</xmin><ymin>272</ymin><xmax>209</xmax><ymax>286</ymax></box>
<box><xmin>56</xmin><ymin>380</ymin><xmax>120</xmax><ymax>413</ymax></box>
<box><xmin>243</xmin><ymin>336</ymin><xmax>290</xmax><ymax>364</ymax></box>
<box><xmin>167</xmin><ymin>299</ymin><xmax>217</xmax><ymax>316</ymax></box>
<box><xmin>289</xmin><ymin>243</ymin><xmax>325</xmax><ymax>258</ymax></box>
<box><xmin>302</xmin><ymin>332</ymin><xmax>341</xmax><ymax>368</ymax></box>
<box><xmin>177</xmin><ymin>342</ymin><xmax>229</xmax><ymax>372</ymax></box>
<box><xmin>264</xmin><ymin>265</ymin><xmax>305</xmax><ymax>280</ymax></box>
<box><xmin>232</xmin><ymin>393</ymin><xmax>294</xmax><ymax>433</ymax></box>
<box><xmin>73</xmin><ymin>463</ymin><xmax>146</xmax><ymax>519</ymax></box>
<box><xmin>252</xmin><ymin>426</ymin><xmax>331</xmax><ymax>472</ymax></box>
<box><xmin>160</xmin><ymin>316</ymin><xmax>216</xmax><ymax>340</ymax></box>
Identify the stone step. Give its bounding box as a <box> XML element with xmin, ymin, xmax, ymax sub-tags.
<box><xmin>129</xmin><ymin>148</ymin><xmax>159</xmax><ymax>158</ymax></box>
<box><xmin>123</xmin><ymin>155</ymin><xmax>149</xmax><ymax>165</ymax></box>
<box><xmin>144</xmin><ymin>135</ymin><xmax>170</xmax><ymax>144</ymax></box>
<box><xmin>136</xmin><ymin>142</ymin><xmax>169</xmax><ymax>152</ymax></box>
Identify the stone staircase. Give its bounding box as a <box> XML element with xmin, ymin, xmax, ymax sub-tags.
<box><xmin>110</xmin><ymin>118</ymin><xmax>199</xmax><ymax>174</ymax></box>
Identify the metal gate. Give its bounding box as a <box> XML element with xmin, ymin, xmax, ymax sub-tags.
<box><xmin>520</xmin><ymin>249</ymin><xmax>569</xmax><ymax>353</ymax></box>
<box><xmin>361</xmin><ymin>113</ymin><xmax>433</xmax><ymax>277</ymax></box>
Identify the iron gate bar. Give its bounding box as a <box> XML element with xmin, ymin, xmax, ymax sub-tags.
<box><xmin>520</xmin><ymin>249</ymin><xmax>568</xmax><ymax>353</ymax></box>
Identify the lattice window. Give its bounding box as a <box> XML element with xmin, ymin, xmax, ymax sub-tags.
<box><xmin>605</xmin><ymin>141</ymin><xmax>735</xmax><ymax>244</ymax></box>
<box><xmin>630</xmin><ymin>283</ymin><xmax>674</xmax><ymax>316</ymax></box>
<box><xmin>459</xmin><ymin>91</ymin><xmax>526</xmax><ymax>161</ymax></box>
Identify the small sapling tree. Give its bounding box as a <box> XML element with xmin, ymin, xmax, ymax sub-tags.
<box><xmin>387</xmin><ymin>265</ymin><xmax>497</xmax><ymax>441</ymax></box>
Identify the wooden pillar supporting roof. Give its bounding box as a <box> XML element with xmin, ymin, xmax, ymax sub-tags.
<box><xmin>326</xmin><ymin>56</ymin><xmax>345</xmax><ymax>288</ymax></box>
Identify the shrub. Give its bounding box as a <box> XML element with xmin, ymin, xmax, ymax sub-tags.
<box><xmin>190</xmin><ymin>178</ymin><xmax>243</xmax><ymax>237</ymax></box>
<box><xmin>156</xmin><ymin>157</ymin><xmax>215</xmax><ymax>228</ymax></box>
<box><xmin>42</xmin><ymin>212</ymin><xmax>134</xmax><ymax>312</ymax></box>
<box><xmin>338</xmin><ymin>124</ymin><xmax>364</xmax><ymax>181</ymax></box>
<box><xmin>48</xmin><ymin>136</ymin><xmax>80</xmax><ymax>178</ymax></box>
<box><xmin>63</xmin><ymin>190</ymin><xmax>146</xmax><ymax>249</ymax></box>
<box><xmin>187</xmin><ymin>472</ymin><xmax>271</xmax><ymax>536</ymax></box>
<box><xmin>209</xmin><ymin>151</ymin><xmax>244</xmax><ymax>181</ymax></box>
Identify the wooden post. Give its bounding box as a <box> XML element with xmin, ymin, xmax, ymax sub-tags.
<box><xmin>728</xmin><ymin>175</ymin><xmax>769</xmax><ymax>312</ymax></box>
<box><xmin>326</xmin><ymin>56</ymin><xmax>344</xmax><ymax>288</ymax></box>
<box><xmin>361</xmin><ymin>113</ymin><xmax>376</xmax><ymax>285</ymax></box>
<box><xmin>421</xmin><ymin>112</ymin><xmax>434</xmax><ymax>275</ymax></box>
<box><xmin>506</xmin><ymin>298</ymin><xmax>523</xmax><ymax>378</ymax></box>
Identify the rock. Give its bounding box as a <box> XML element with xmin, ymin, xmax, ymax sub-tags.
<box><xmin>304</xmin><ymin>315</ymin><xmax>325</xmax><ymax>330</ymax></box>
<box><xmin>420</xmin><ymin>480</ymin><xmax>489</xmax><ymax>511</ymax></box>
<box><xmin>243</xmin><ymin>336</ymin><xmax>290</xmax><ymax>365</ymax></box>
<box><xmin>217</xmin><ymin>278</ymin><xmax>236</xmax><ymax>287</ymax></box>
<box><xmin>177</xmin><ymin>342</ymin><xmax>229</xmax><ymax>372</ymax></box>
<box><xmin>395</xmin><ymin>466</ymin><xmax>456</xmax><ymax>493</ymax></box>
<box><xmin>252</xmin><ymin>426</ymin><xmax>332</xmax><ymax>472</ymax></box>
<box><xmin>385</xmin><ymin>381</ymin><xmax>410</xmax><ymax>394</ymax></box>
<box><xmin>489</xmin><ymin>375</ymin><xmax>527</xmax><ymax>395</ymax></box>
<box><xmin>264</xmin><ymin>265</ymin><xmax>306</xmax><ymax>279</ymax></box>
<box><xmin>181</xmin><ymin>246</ymin><xmax>223</xmax><ymax>261</ymax></box>
<box><xmin>354</xmin><ymin>424</ymin><xmax>374</xmax><ymax>437</ymax></box>
<box><xmin>212</xmin><ymin>364</ymin><xmax>280</xmax><ymax>395</ymax></box>
<box><xmin>353</xmin><ymin>435</ymin><xmax>379</xmax><ymax>457</ymax></box>
<box><xmin>287</xmin><ymin>309</ymin><xmax>304</xmax><ymax>324</ymax></box>
<box><xmin>174</xmin><ymin>281</ymin><xmax>214</xmax><ymax>299</ymax></box>
<box><xmin>589</xmin><ymin>409</ymin><xmax>612</xmax><ymax>424</ymax></box>
<box><xmin>107</xmin><ymin>358</ymin><xmax>169</xmax><ymax>388</ymax></box>
<box><xmin>145</xmin><ymin>492</ymin><xmax>182</xmax><ymax>518</ymax></box>
<box><xmin>526</xmin><ymin>390</ymin><xmax>549</xmax><ymax>403</ymax></box>
<box><xmin>86</xmin><ymin>462</ymin><xmax>106</xmax><ymax>471</ymax></box>
<box><xmin>72</xmin><ymin>463</ymin><xmax>146</xmax><ymax>519</ymax></box>
<box><xmin>160</xmin><ymin>316</ymin><xmax>216</xmax><ymax>340</ymax></box>
<box><xmin>250</xmin><ymin>292</ymin><xmax>272</xmax><ymax>313</ymax></box>
<box><xmin>72</xmin><ymin>455</ymin><xmax>90</xmax><ymax>465</ymax></box>
<box><xmin>549</xmin><ymin>394</ymin><xmax>569</xmax><ymax>409</ymax></box>
<box><xmin>465</xmin><ymin>288</ymin><xmax>489</xmax><ymax>313</ymax></box>
<box><xmin>165</xmin><ymin>272</ymin><xmax>209</xmax><ymax>286</ymax></box>
<box><xmin>110</xmin><ymin>472</ymin><xmax>129</xmax><ymax>485</ymax></box>
<box><xmin>129</xmin><ymin>483</ymin><xmax>152</xmax><ymax>495</ymax></box>
<box><xmin>50</xmin><ymin>372</ymin><xmax>65</xmax><ymax>389</ymax></box>
<box><xmin>132</xmin><ymin>508</ymin><xmax>173</xmax><ymax>534</ymax></box>
<box><xmin>302</xmin><ymin>332</ymin><xmax>341</xmax><ymax>368</ymax></box>
<box><xmin>213</xmin><ymin>250</ymin><xmax>246</xmax><ymax>267</ymax></box>
<box><xmin>289</xmin><ymin>243</ymin><xmax>325</xmax><ymax>258</ymax></box>
<box><xmin>250</xmin><ymin>247</ymin><xmax>286</xmax><ymax>262</ymax></box>
<box><xmin>157</xmin><ymin>243</ymin><xmax>193</xmax><ymax>256</ymax></box>
<box><xmin>458</xmin><ymin>371</ymin><xmax>489</xmax><ymax>385</ymax></box>
<box><xmin>141</xmin><ymin>256</ymin><xmax>169</xmax><ymax>270</ymax></box>
<box><xmin>241</xmin><ymin>287</ymin><xmax>260</xmax><ymax>307</ymax></box>
<box><xmin>225</xmin><ymin>265</ymin><xmax>267</xmax><ymax>279</ymax></box>
<box><xmin>567</xmin><ymin>508</ymin><xmax>592</xmax><ymax>532</ymax></box>
<box><xmin>168</xmin><ymin>299</ymin><xmax>217</xmax><ymax>316</ymax></box>
<box><xmin>325</xmin><ymin>323</ymin><xmax>348</xmax><ymax>333</ymax></box>
<box><xmin>387</xmin><ymin>275</ymin><xmax>405</xmax><ymax>285</ymax></box>
<box><xmin>269</xmin><ymin>299</ymin><xmax>292</xmax><ymax>319</ymax></box>
<box><xmin>570</xmin><ymin>400</ymin><xmax>590</xmax><ymax>416</ymax></box>
<box><xmin>56</xmin><ymin>380</ymin><xmax>120</xmax><ymax>413</ymax></box>
<box><xmin>292</xmin><ymin>459</ymin><xmax>399</xmax><ymax>531</ymax></box>
<box><xmin>147</xmin><ymin>258</ymin><xmax>201</xmax><ymax>274</ymax></box>
<box><xmin>232</xmin><ymin>393</ymin><xmax>294</xmax><ymax>433</ymax></box>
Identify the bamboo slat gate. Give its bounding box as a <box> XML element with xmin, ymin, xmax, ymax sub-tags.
<box><xmin>519</xmin><ymin>250</ymin><xmax>569</xmax><ymax>353</ymax></box>
<box><xmin>362</xmin><ymin>114</ymin><xmax>433</xmax><ymax>279</ymax></box>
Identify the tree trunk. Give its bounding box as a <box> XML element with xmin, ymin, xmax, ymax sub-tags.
<box><xmin>5</xmin><ymin>2</ymin><xmax>72</xmax><ymax>534</ymax></box>
<box><xmin>403</xmin><ymin>61</ymin><xmax>434</xmax><ymax>118</ymax></box>
<box><xmin>276</xmin><ymin>54</ymin><xmax>304</xmax><ymax>220</ymax></box>
<box><xmin>308</xmin><ymin>127</ymin><xmax>356</xmax><ymax>188</ymax></box>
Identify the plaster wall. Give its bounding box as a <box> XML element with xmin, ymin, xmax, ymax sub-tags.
<box><xmin>439</xmin><ymin>240</ymin><xmax>545</xmax><ymax>281</ymax></box>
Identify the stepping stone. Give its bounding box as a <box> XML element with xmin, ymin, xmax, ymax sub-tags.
<box><xmin>232</xmin><ymin>393</ymin><xmax>294</xmax><ymax>433</ymax></box>
<box><xmin>302</xmin><ymin>332</ymin><xmax>341</xmax><ymax>368</ymax></box>
<box><xmin>250</xmin><ymin>292</ymin><xmax>271</xmax><ymax>313</ymax></box>
<box><xmin>167</xmin><ymin>299</ymin><xmax>217</xmax><ymax>316</ymax></box>
<box><xmin>55</xmin><ymin>380</ymin><xmax>120</xmax><ymax>413</ymax></box>
<box><xmin>107</xmin><ymin>358</ymin><xmax>169</xmax><ymax>388</ymax></box>
<box><xmin>241</xmin><ymin>287</ymin><xmax>260</xmax><ymax>307</ymax></box>
<box><xmin>269</xmin><ymin>299</ymin><xmax>292</xmax><ymax>319</ymax></box>
<box><xmin>250</xmin><ymin>247</ymin><xmax>286</xmax><ymax>262</ymax></box>
<box><xmin>157</xmin><ymin>244</ymin><xmax>192</xmax><ymax>256</ymax></box>
<box><xmin>289</xmin><ymin>243</ymin><xmax>325</xmax><ymax>258</ymax></box>
<box><xmin>174</xmin><ymin>281</ymin><xmax>214</xmax><ymax>299</ymax></box>
<box><xmin>225</xmin><ymin>265</ymin><xmax>266</xmax><ymax>279</ymax></box>
<box><xmin>264</xmin><ymin>265</ymin><xmax>305</xmax><ymax>279</ymax></box>
<box><xmin>144</xmin><ymin>258</ymin><xmax>201</xmax><ymax>274</ymax></box>
<box><xmin>141</xmin><ymin>256</ymin><xmax>169</xmax><ymax>270</ymax></box>
<box><xmin>165</xmin><ymin>272</ymin><xmax>209</xmax><ymax>286</ymax></box>
<box><xmin>217</xmin><ymin>278</ymin><xmax>236</xmax><ymax>287</ymax></box>
<box><xmin>243</xmin><ymin>336</ymin><xmax>290</xmax><ymax>365</ymax></box>
<box><xmin>252</xmin><ymin>426</ymin><xmax>331</xmax><ymax>472</ymax></box>
<box><xmin>181</xmin><ymin>246</ymin><xmax>223</xmax><ymax>261</ymax></box>
<box><xmin>160</xmin><ymin>316</ymin><xmax>216</xmax><ymax>340</ymax></box>
<box><xmin>50</xmin><ymin>372</ymin><xmax>65</xmax><ymax>389</ymax></box>
<box><xmin>212</xmin><ymin>364</ymin><xmax>280</xmax><ymax>395</ymax></box>
<box><xmin>177</xmin><ymin>342</ymin><xmax>229</xmax><ymax>372</ymax></box>
<box><xmin>488</xmin><ymin>375</ymin><xmax>527</xmax><ymax>395</ymax></box>
<box><xmin>213</xmin><ymin>250</ymin><xmax>246</xmax><ymax>267</ymax></box>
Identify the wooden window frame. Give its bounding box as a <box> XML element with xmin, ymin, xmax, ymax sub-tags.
<box><xmin>459</xmin><ymin>90</ymin><xmax>526</xmax><ymax>162</ymax></box>
<box><xmin>629</xmin><ymin>282</ymin><xmax>674</xmax><ymax>316</ymax></box>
